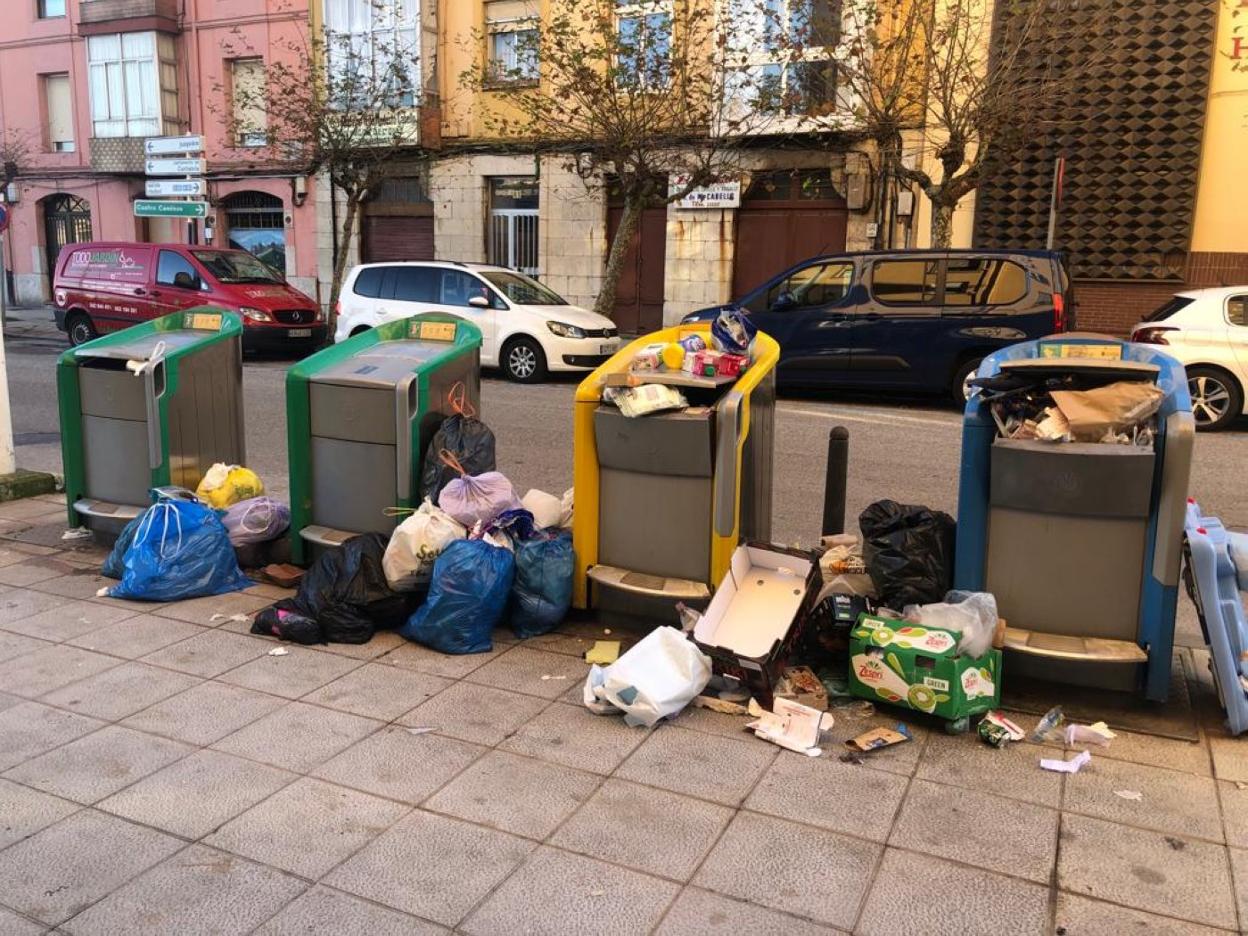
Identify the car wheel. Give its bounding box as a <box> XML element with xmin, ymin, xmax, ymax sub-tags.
<box><xmin>952</xmin><ymin>358</ymin><xmax>984</xmax><ymax>405</ymax></box>
<box><xmin>502</xmin><ymin>337</ymin><xmax>548</xmax><ymax>383</ymax></box>
<box><xmin>1187</xmin><ymin>366</ymin><xmax>1242</xmax><ymax>431</ymax></box>
<box><xmin>350</xmin><ymin>325</ymin><xmax>371</xmax><ymax>337</ymax></box>
<box><xmin>66</xmin><ymin>313</ymin><xmax>98</xmax><ymax>347</ymax></box>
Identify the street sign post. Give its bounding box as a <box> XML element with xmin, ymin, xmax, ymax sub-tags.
<box><xmin>134</xmin><ymin>200</ymin><xmax>208</xmax><ymax>219</ymax></box>
<box><xmin>144</xmin><ymin>136</ymin><xmax>204</xmax><ymax>156</ymax></box>
<box><xmin>145</xmin><ymin>179</ymin><xmax>207</xmax><ymax>197</ymax></box>
<box><xmin>145</xmin><ymin>157</ymin><xmax>207</xmax><ymax>176</ymax></box>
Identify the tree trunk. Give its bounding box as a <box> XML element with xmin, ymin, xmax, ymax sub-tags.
<box><xmin>329</xmin><ymin>193</ymin><xmax>360</xmax><ymax>334</ymax></box>
<box><xmin>930</xmin><ymin>200</ymin><xmax>955</xmax><ymax>248</ymax></box>
<box><xmin>593</xmin><ymin>197</ymin><xmax>642</xmax><ymax>321</ymax></box>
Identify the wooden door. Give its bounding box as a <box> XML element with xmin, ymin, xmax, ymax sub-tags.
<box><xmin>606</xmin><ymin>203</ymin><xmax>668</xmax><ymax>335</ymax></box>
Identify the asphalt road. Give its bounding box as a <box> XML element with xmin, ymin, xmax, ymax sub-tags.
<box><xmin>6</xmin><ymin>323</ymin><xmax>1247</xmax><ymax>542</ymax></box>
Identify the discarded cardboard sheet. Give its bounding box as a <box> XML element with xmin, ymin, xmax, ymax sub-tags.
<box><xmin>1049</xmin><ymin>380</ymin><xmax>1164</xmax><ymax>442</ymax></box>
<box><xmin>845</xmin><ymin>725</ymin><xmax>911</xmax><ymax>753</ymax></box>
<box><xmin>585</xmin><ymin>640</ymin><xmax>621</xmax><ymax>665</ymax></box>
<box><xmin>692</xmin><ymin>695</ymin><xmax>751</xmax><ymax>716</ymax></box>
<box><xmin>775</xmin><ymin>665</ymin><xmax>829</xmax><ymax>711</ymax></box>
<box><xmin>1040</xmin><ymin>750</ymin><xmax>1092</xmax><ymax>774</ymax></box>
<box><xmin>747</xmin><ymin>697</ymin><xmax>833</xmax><ymax>756</ymax></box>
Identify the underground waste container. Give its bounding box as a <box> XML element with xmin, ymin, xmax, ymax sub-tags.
<box><xmin>571</xmin><ymin>323</ymin><xmax>780</xmax><ymax>620</ymax></box>
<box><xmin>954</xmin><ymin>333</ymin><xmax>1195</xmax><ymax>701</ymax></box>
<box><xmin>58</xmin><ymin>309</ymin><xmax>246</xmax><ymax>534</ymax></box>
<box><xmin>286</xmin><ymin>313</ymin><xmax>482</xmax><ymax>565</ymax></box>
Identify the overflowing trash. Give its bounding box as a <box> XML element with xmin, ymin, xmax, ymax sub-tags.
<box><xmin>844</xmin><ymin>724</ymin><xmax>911</xmax><ymax>755</ymax></box>
<box><xmin>978</xmin><ymin>711</ymin><xmax>1025</xmax><ymax>748</ymax></box>
<box><xmin>419</xmin><ymin>394</ymin><xmax>496</xmax><ymax>503</ymax></box>
<box><xmin>747</xmin><ymin>697</ymin><xmax>834</xmax><ymax>756</ymax></box>
<box><xmin>222</xmin><ymin>496</ymin><xmax>290</xmax><ymax>546</ymax></box>
<box><xmin>255</xmin><ymin>533</ymin><xmax>410</xmax><ymax>645</ymax></box>
<box><xmin>382</xmin><ymin>499</ymin><xmax>467</xmax><ymax>592</ymax></box>
<box><xmin>436</xmin><ymin>451</ymin><xmax>522</xmax><ymax>529</ymax></box>
<box><xmin>583</xmin><ymin>626</ymin><xmax>712</xmax><ymax>727</ymax></box>
<box><xmin>399</xmin><ymin>538</ymin><xmax>515</xmax><ymax>654</ymax></box>
<box><xmin>509</xmin><ymin>531</ymin><xmax>575</xmax><ymax>639</ymax></box>
<box><xmin>195</xmin><ymin>463</ymin><xmax>265</xmax><ymax>509</ymax></box>
<box><xmin>859</xmin><ymin>500</ymin><xmax>956</xmax><ymax>608</ymax></box>
<box><xmin>106</xmin><ymin>495</ymin><xmax>252</xmax><ymax>602</ymax></box>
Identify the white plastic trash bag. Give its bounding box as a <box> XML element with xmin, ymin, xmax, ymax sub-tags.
<box><xmin>582</xmin><ymin>626</ymin><xmax>712</xmax><ymax>727</ymax></box>
<box><xmin>559</xmin><ymin>488</ymin><xmax>574</xmax><ymax>529</ymax></box>
<box><xmin>383</xmin><ymin>499</ymin><xmax>467</xmax><ymax>591</ymax></box>
<box><xmin>521</xmin><ymin>489</ymin><xmax>562</xmax><ymax>529</ymax></box>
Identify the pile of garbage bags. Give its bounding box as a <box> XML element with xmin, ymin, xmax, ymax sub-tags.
<box><xmin>99</xmin><ymin>467</ymin><xmax>291</xmax><ymax>603</ymax></box>
<box><xmin>250</xmin><ymin>410</ymin><xmax>577</xmax><ymax>652</ymax></box>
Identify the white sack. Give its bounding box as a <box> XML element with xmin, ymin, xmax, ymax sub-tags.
<box><xmin>582</xmin><ymin>626</ymin><xmax>712</xmax><ymax>727</ymax></box>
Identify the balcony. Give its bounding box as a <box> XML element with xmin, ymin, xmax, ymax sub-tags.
<box><xmin>78</xmin><ymin>0</ymin><xmax>180</xmax><ymax>35</ymax></box>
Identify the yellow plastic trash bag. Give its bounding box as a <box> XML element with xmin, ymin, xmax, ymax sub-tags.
<box><xmin>195</xmin><ymin>463</ymin><xmax>265</xmax><ymax>509</ymax></box>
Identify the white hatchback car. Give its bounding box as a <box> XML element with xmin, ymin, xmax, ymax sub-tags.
<box><xmin>1131</xmin><ymin>286</ymin><xmax>1248</xmax><ymax>430</ymax></box>
<box><xmin>335</xmin><ymin>261</ymin><xmax>621</xmax><ymax>382</ymax></box>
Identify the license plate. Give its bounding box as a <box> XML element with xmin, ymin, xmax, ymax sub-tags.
<box><xmin>600</xmin><ymin>343</ymin><xmax>616</xmax><ymax>354</ymax></box>
<box><xmin>289</xmin><ymin>328</ymin><xmax>312</xmax><ymax>338</ymax></box>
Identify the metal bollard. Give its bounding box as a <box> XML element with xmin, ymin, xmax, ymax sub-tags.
<box><xmin>821</xmin><ymin>426</ymin><xmax>849</xmax><ymax>537</ymax></box>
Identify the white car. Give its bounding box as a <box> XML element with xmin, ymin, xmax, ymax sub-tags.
<box><xmin>334</xmin><ymin>261</ymin><xmax>621</xmax><ymax>382</ymax></box>
<box><xmin>1131</xmin><ymin>285</ymin><xmax>1248</xmax><ymax>431</ymax></box>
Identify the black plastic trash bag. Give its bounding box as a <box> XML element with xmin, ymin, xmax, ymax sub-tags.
<box><xmin>280</xmin><ymin>533</ymin><xmax>413</xmax><ymax>644</ymax></box>
<box><xmin>251</xmin><ymin>604</ymin><xmax>325</xmax><ymax>645</ymax></box>
<box><xmin>419</xmin><ymin>413</ymin><xmax>496</xmax><ymax>504</ymax></box>
<box><xmin>859</xmin><ymin>500</ymin><xmax>956</xmax><ymax>609</ymax></box>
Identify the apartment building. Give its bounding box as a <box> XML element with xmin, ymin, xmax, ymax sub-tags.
<box><xmin>0</xmin><ymin>0</ymin><xmax>323</xmax><ymax>305</ymax></box>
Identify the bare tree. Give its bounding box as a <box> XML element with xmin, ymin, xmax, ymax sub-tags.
<box><xmin>217</xmin><ymin>1</ymin><xmax>427</xmax><ymax>320</ymax></box>
<box><xmin>0</xmin><ymin>130</ymin><xmax>33</xmax><ymax>191</ymax></box>
<box><xmin>825</xmin><ymin>0</ymin><xmax>1103</xmax><ymax>246</ymax></box>
<box><xmin>460</xmin><ymin>0</ymin><xmax>779</xmax><ymax>318</ymax></box>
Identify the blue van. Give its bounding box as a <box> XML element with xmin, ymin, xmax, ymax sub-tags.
<box><xmin>683</xmin><ymin>249</ymin><xmax>1074</xmax><ymax>401</ymax></box>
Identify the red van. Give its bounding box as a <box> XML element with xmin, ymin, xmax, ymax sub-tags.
<box><xmin>53</xmin><ymin>242</ymin><xmax>325</xmax><ymax>351</ymax></box>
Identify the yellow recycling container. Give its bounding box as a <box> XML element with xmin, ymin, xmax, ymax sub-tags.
<box><xmin>572</xmin><ymin>323</ymin><xmax>780</xmax><ymax>619</ymax></box>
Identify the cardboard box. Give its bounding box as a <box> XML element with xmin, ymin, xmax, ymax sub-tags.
<box><xmin>848</xmin><ymin>613</ymin><xmax>1002</xmax><ymax>720</ymax></box>
<box><xmin>692</xmin><ymin>543</ymin><xmax>821</xmax><ymax>704</ymax></box>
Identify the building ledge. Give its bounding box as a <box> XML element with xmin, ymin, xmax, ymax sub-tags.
<box><xmin>78</xmin><ymin>0</ymin><xmax>180</xmax><ymax>35</ymax></box>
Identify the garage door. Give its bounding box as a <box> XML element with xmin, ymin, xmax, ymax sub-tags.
<box><xmin>732</xmin><ymin>170</ymin><xmax>848</xmax><ymax>300</ymax></box>
<box><xmin>362</xmin><ymin>215</ymin><xmax>434</xmax><ymax>263</ymax></box>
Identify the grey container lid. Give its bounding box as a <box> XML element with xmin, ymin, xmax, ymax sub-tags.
<box><xmin>72</xmin><ymin>330</ymin><xmax>209</xmax><ymax>362</ymax></box>
<box><xmin>311</xmin><ymin>339</ymin><xmax>448</xmax><ymax>389</ymax></box>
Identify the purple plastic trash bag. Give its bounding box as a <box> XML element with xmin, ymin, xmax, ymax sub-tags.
<box><xmin>222</xmin><ymin>497</ymin><xmax>291</xmax><ymax>545</ymax></box>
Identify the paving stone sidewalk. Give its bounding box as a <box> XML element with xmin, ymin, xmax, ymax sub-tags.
<box><xmin>0</xmin><ymin>494</ymin><xmax>1246</xmax><ymax>935</ymax></box>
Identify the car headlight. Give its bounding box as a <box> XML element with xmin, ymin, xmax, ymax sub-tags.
<box><xmin>547</xmin><ymin>321</ymin><xmax>586</xmax><ymax>339</ymax></box>
<box><xmin>238</xmin><ymin>306</ymin><xmax>273</xmax><ymax>323</ymax></box>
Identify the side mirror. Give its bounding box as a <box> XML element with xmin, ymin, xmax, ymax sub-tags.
<box><xmin>771</xmin><ymin>291</ymin><xmax>796</xmax><ymax>312</ymax></box>
<box><xmin>173</xmin><ymin>272</ymin><xmax>198</xmax><ymax>290</ymax></box>
<box><xmin>468</xmin><ymin>295</ymin><xmax>490</xmax><ymax>309</ymax></box>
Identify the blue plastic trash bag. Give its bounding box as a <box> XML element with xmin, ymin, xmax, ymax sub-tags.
<box><xmin>102</xmin><ymin>515</ymin><xmax>140</xmax><ymax>580</ymax></box>
<box><xmin>510</xmin><ymin>531</ymin><xmax>575</xmax><ymax>639</ymax></box>
<box><xmin>400</xmin><ymin>539</ymin><xmax>515</xmax><ymax>654</ymax></box>
<box><xmin>109</xmin><ymin>499</ymin><xmax>252</xmax><ymax>601</ymax></box>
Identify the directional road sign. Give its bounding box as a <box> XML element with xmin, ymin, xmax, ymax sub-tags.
<box><xmin>134</xmin><ymin>200</ymin><xmax>208</xmax><ymax>219</ymax></box>
<box><xmin>145</xmin><ymin>157</ymin><xmax>206</xmax><ymax>176</ymax></box>
<box><xmin>145</xmin><ymin>179</ymin><xmax>207</xmax><ymax>197</ymax></box>
<box><xmin>145</xmin><ymin>135</ymin><xmax>204</xmax><ymax>156</ymax></box>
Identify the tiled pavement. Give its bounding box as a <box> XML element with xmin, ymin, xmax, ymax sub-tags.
<box><xmin>1</xmin><ymin>495</ymin><xmax>1247</xmax><ymax>934</ymax></box>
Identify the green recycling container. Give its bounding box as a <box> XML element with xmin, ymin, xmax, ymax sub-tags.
<box><xmin>57</xmin><ymin>309</ymin><xmax>246</xmax><ymax>533</ymax></box>
<box><xmin>286</xmin><ymin>313</ymin><xmax>482</xmax><ymax>565</ymax></box>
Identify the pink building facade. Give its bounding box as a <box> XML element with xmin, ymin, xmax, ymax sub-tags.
<box><xmin>0</xmin><ymin>0</ymin><xmax>320</xmax><ymax>306</ymax></box>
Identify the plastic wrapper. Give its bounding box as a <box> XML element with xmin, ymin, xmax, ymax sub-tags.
<box><xmin>711</xmin><ymin>307</ymin><xmax>757</xmax><ymax>355</ymax></box>
<box><xmin>903</xmin><ymin>590</ymin><xmax>998</xmax><ymax>658</ymax></box>
<box><xmin>860</xmin><ymin>500</ymin><xmax>956</xmax><ymax>608</ymax></box>
<box><xmin>583</xmin><ymin>626</ymin><xmax>712</xmax><ymax>727</ymax></box>
<box><xmin>281</xmin><ymin>532</ymin><xmax>412</xmax><ymax>644</ymax></box>
<box><xmin>480</xmin><ymin>508</ymin><xmax>536</xmax><ymax>544</ymax></box>
<box><xmin>195</xmin><ymin>463</ymin><xmax>264</xmax><ymax>510</ymax></box>
<box><xmin>603</xmin><ymin>384</ymin><xmax>688</xmax><ymax>418</ymax></box>
<box><xmin>108</xmin><ymin>499</ymin><xmax>251</xmax><ymax>602</ymax></box>
<box><xmin>400</xmin><ymin>539</ymin><xmax>515</xmax><ymax>654</ymax></box>
<box><xmin>559</xmin><ymin>488</ymin><xmax>574</xmax><ymax>528</ymax></box>
<box><xmin>222</xmin><ymin>496</ymin><xmax>290</xmax><ymax>546</ymax></box>
<box><xmin>521</xmin><ymin>489</ymin><xmax>563</xmax><ymax>529</ymax></box>
<box><xmin>382</xmin><ymin>499</ymin><xmax>466</xmax><ymax>592</ymax></box>
<box><xmin>419</xmin><ymin>411</ymin><xmax>496</xmax><ymax>504</ymax></box>
<box><xmin>509</xmin><ymin>531</ymin><xmax>574</xmax><ymax>638</ymax></box>
<box><xmin>436</xmin><ymin>450</ymin><xmax>522</xmax><ymax>528</ymax></box>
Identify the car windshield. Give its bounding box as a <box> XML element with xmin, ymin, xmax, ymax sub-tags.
<box><xmin>191</xmin><ymin>250</ymin><xmax>282</xmax><ymax>285</ymax></box>
<box><xmin>480</xmin><ymin>270</ymin><xmax>567</xmax><ymax>306</ymax></box>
